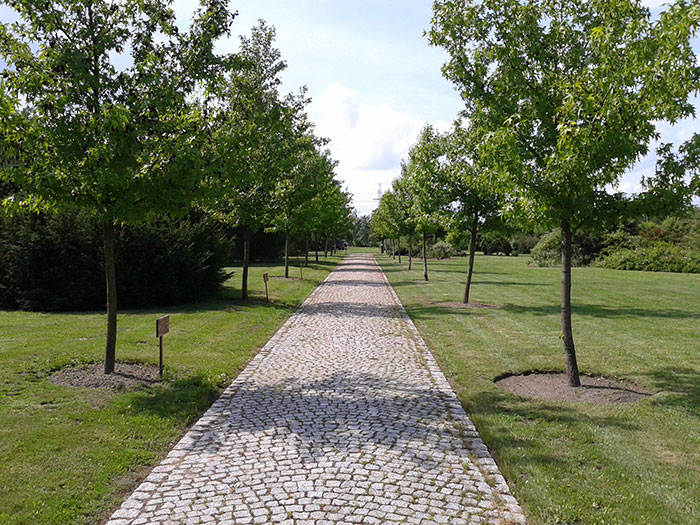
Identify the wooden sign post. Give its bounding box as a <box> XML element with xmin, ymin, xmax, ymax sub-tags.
<box><xmin>299</xmin><ymin>265</ymin><xmax>303</xmax><ymax>280</ymax></box>
<box><xmin>155</xmin><ymin>315</ymin><xmax>170</xmax><ymax>379</ymax></box>
<box><xmin>263</xmin><ymin>272</ymin><xmax>269</xmax><ymax>302</ymax></box>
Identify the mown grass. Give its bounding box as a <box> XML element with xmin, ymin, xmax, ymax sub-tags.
<box><xmin>375</xmin><ymin>252</ymin><xmax>700</xmax><ymax>525</ymax></box>
<box><xmin>0</xmin><ymin>256</ymin><xmax>339</xmax><ymax>525</ymax></box>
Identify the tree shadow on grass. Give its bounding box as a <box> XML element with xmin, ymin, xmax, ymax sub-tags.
<box><xmin>124</xmin><ymin>374</ymin><xmax>223</xmax><ymax>426</ymax></box>
<box><xmin>499</xmin><ymin>303</ymin><xmax>699</xmax><ymax>319</ymax></box>
<box><xmin>641</xmin><ymin>367</ymin><xmax>700</xmax><ymax>416</ymax></box>
<box><xmin>402</xmin><ymin>304</ymin><xmax>494</xmax><ymax>321</ymax></box>
<box><xmin>464</xmin><ymin>389</ymin><xmax>642</xmax><ymax>473</ymax></box>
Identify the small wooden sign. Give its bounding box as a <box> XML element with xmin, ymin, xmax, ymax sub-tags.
<box><xmin>263</xmin><ymin>272</ymin><xmax>269</xmax><ymax>302</ymax></box>
<box><xmin>156</xmin><ymin>315</ymin><xmax>170</xmax><ymax>337</ymax></box>
<box><xmin>263</xmin><ymin>272</ymin><xmax>269</xmax><ymax>283</ymax></box>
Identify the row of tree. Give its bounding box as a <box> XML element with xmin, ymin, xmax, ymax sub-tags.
<box><xmin>0</xmin><ymin>1</ymin><xmax>352</xmax><ymax>373</ymax></box>
<box><xmin>373</xmin><ymin>0</ymin><xmax>700</xmax><ymax>387</ymax></box>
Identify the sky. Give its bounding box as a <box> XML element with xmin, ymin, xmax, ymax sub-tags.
<box><xmin>1</xmin><ymin>1</ymin><xmax>698</xmax><ymax>216</ymax></box>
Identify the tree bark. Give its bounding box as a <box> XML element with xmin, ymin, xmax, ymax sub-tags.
<box><xmin>463</xmin><ymin>225</ymin><xmax>478</xmax><ymax>304</ymax></box>
<box><xmin>397</xmin><ymin>238</ymin><xmax>401</xmax><ymax>264</ymax></box>
<box><xmin>305</xmin><ymin>234</ymin><xmax>309</xmax><ymax>267</ymax></box>
<box><xmin>284</xmin><ymin>230</ymin><xmax>290</xmax><ymax>278</ymax></box>
<box><xmin>422</xmin><ymin>231</ymin><xmax>428</xmax><ymax>281</ymax></box>
<box><xmin>102</xmin><ymin>221</ymin><xmax>118</xmax><ymax>374</ymax></box>
<box><xmin>391</xmin><ymin>239</ymin><xmax>395</xmax><ymax>259</ymax></box>
<box><xmin>324</xmin><ymin>236</ymin><xmax>328</xmax><ymax>260</ymax></box>
<box><xmin>315</xmin><ymin>235</ymin><xmax>319</xmax><ymax>262</ymax></box>
<box><xmin>242</xmin><ymin>229</ymin><xmax>250</xmax><ymax>301</ymax></box>
<box><xmin>561</xmin><ymin>220</ymin><xmax>581</xmax><ymax>387</ymax></box>
<box><xmin>408</xmin><ymin>234</ymin><xmax>412</xmax><ymax>270</ymax></box>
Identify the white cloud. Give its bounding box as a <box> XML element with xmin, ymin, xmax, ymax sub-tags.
<box><xmin>314</xmin><ymin>82</ymin><xmax>425</xmax><ymax>172</ymax></box>
<box><xmin>312</xmin><ymin>82</ymin><xmax>435</xmax><ymax>215</ymax></box>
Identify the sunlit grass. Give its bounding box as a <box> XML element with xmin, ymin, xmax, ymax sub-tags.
<box><xmin>376</xmin><ymin>252</ymin><xmax>700</xmax><ymax>525</ymax></box>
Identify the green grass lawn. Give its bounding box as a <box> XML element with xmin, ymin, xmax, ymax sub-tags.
<box><xmin>0</xmin><ymin>256</ymin><xmax>340</xmax><ymax>525</ymax></box>
<box><xmin>376</xmin><ymin>253</ymin><xmax>700</xmax><ymax>525</ymax></box>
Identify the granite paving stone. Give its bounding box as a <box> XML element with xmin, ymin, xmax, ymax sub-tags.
<box><xmin>107</xmin><ymin>254</ymin><xmax>525</xmax><ymax>524</ymax></box>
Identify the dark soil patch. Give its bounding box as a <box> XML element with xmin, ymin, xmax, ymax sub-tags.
<box><xmin>50</xmin><ymin>362</ymin><xmax>161</xmax><ymax>390</ymax></box>
<box><xmin>433</xmin><ymin>301</ymin><xmax>498</xmax><ymax>309</ymax></box>
<box><xmin>495</xmin><ymin>372</ymin><xmax>652</xmax><ymax>404</ymax></box>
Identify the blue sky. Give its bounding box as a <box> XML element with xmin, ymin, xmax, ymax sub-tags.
<box><xmin>2</xmin><ymin>1</ymin><xmax>698</xmax><ymax>215</ymax></box>
<box><xmin>205</xmin><ymin>0</ymin><xmax>698</xmax><ymax>215</ymax></box>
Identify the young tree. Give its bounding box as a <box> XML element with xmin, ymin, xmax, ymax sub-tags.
<box><xmin>350</xmin><ymin>213</ymin><xmax>371</xmax><ymax>247</ymax></box>
<box><xmin>207</xmin><ymin>21</ymin><xmax>288</xmax><ymax>300</ymax></box>
<box><xmin>429</xmin><ymin>0</ymin><xmax>700</xmax><ymax>386</ymax></box>
<box><xmin>404</xmin><ymin>125</ymin><xmax>449</xmax><ymax>281</ymax></box>
<box><xmin>268</xmin><ymin>124</ymin><xmax>337</xmax><ymax>277</ymax></box>
<box><xmin>0</xmin><ymin>0</ymin><xmax>235</xmax><ymax>373</ymax></box>
<box><xmin>446</xmin><ymin>125</ymin><xmax>504</xmax><ymax>304</ymax></box>
<box><xmin>370</xmin><ymin>190</ymin><xmax>402</xmax><ymax>260</ymax></box>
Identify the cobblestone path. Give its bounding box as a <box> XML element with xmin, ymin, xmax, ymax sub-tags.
<box><xmin>107</xmin><ymin>254</ymin><xmax>525</xmax><ymax>525</ymax></box>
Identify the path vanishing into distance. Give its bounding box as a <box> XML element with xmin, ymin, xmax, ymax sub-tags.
<box><xmin>107</xmin><ymin>254</ymin><xmax>525</xmax><ymax>525</ymax></box>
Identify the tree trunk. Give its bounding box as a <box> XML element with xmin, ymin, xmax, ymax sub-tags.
<box><xmin>315</xmin><ymin>235</ymin><xmax>319</xmax><ymax>262</ymax></box>
<box><xmin>391</xmin><ymin>239</ymin><xmax>395</xmax><ymax>259</ymax></box>
<box><xmin>397</xmin><ymin>238</ymin><xmax>401</xmax><ymax>264</ymax></box>
<box><xmin>463</xmin><ymin>225</ymin><xmax>478</xmax><ymax>304</ymax></box>
<box><xmin>408</xmin><ymin>234</ymin><xmax>412</xmax><ymax>270</ymax></box>
<box><xmin>422</xmin><ymin>231</ymin><xmax>428</xmax><ymax>281</ymax></box>
<box><xmin>284</xmin><ymin>230</ymin><xmax>290</xmax><ymax>278</ymax></box>
<box><xmin>305</xmin><ymin>234</ymin><xmax>309</xmax><ymax>267</ymax></box>
<box><xmin>242</xmin><ymin>229</ymin><xmax>250</xmax><ymax>301</ymax></box>
<box><xmin>561</xmin><ymin>220</ymin><xmax>581</xmax><ymax>387</ymax></box>
<box><xmin>324</xmin><ymin>236</ymin><xmax>328</xmax><ymax>260</ymax></box>
<box><xmin>102</xmin><ymin>221</ymin><xmax>118</xmax><ymax>374</ymax></box>
<box><xmin>381</xmin><ymin>239</ymin><xmax>384</xmax><ymax>254</ymax></box>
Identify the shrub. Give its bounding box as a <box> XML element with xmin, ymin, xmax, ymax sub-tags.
<box><xmin>531</xmin><ymin>229</ymin><xmax>605</xmax><ymax>267</ymax></box>
<box><xmin>595</xmin><ymin>242</ymin><xmax>700</xmax><ymax>273</ymax></box>
<box><xmin>0</xmin><ymin>211</ymin><xmax>233</xmax><ymax>311</ymax></box>
<box><xmin>445</xmin><ymin>230</ymin><xmax>472</xmax><ymax>252</ymax></box>
<box><xmin>427</xmin><ymin>241</ymin><xmax>453</xmax><ymax>259</ymax></box>
<box><xmin>512</xmin><ymin>233</ymin><xmax>540</xmax><ymax>255</ymax></box>
<box><xmin>480</xmin><ymin>231</ymin><xmax>513</xmax><ymax>255</ymax></box>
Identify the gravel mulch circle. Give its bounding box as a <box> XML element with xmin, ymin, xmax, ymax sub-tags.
<box><xmin>50</xmin><ymin>362</ymin><xmax>162</xmax><ymax>390</ymax></box>
<box><xmin>495</xmin><ymin>372</ymin><xmax>652</xmax><ymax>404</ymax></box>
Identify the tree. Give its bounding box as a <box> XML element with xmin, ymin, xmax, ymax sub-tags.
<box><xmin>638</xmin><ymin>134</ymin><xmax>700</xmax><ymax>219</ymax></box>
<box><xmin>446</xmin><ymin>125</ymin><xmax>504</xmax><ymax>303</ymax></box>
<box><xmin>350</xmin><ymin>213</ymin><xmax>371</xmax><ymax>247</ymax></box>
<box><xmin>312</xmin><ymin>181</ymin><xmax>353</xmax><ymax>258</ymax></box>
<box><xmin>391</xmin><ymin>174</ymin><xmax>418</xmax><ymax>269</ymax></box>
<box><xmin>207</xmin><ymin>21</ymin><xmax>288</xmax><ymax>300</ymax></box>
<box><xmin>0</xmin><ymin>0</ymin><xmax>235</xmax><ymax>373</ymax></box>
<box><xmin>404</xmin><ymin>125</ymin><xmax>449</xmax><ymax>281</ymax></box>
<box><xmin>370</xmin><ymin>190</ymin><xmax>402</xmax><ymax>260</ymax></box>
<box><xmin>391</xmin><ymin>174</ymin><xmax>416</xmax><ymax>270</ymax></box>
<box><xmin>429</xmin><ymin>0</ymin><xmax>700</xmax><ymax>386</ymax></box>
<box><xmin>268</xmin><ymin>124</ymin><xmax>337</xmax><ymax>277</ymax></box>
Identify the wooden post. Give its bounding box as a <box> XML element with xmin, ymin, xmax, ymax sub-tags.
<box><xmin>263</xmin><ymin>272</ymin><xmax>269</xmax><ymax>302</ymax></box>
<box><xmin>155</xmin><ymin>315</ymin><xmax>170</xmax><ymax>379</ymax></box>
<box><xmin>299</xmin><ymin>265</ymin><xmax>303</xmax><ymax>280</ymax></box>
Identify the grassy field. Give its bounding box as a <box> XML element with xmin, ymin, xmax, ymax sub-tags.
<box><xmin>375</xmin><ymin>252</ymin><xmax>700</xmax><ymax>525</ymax></box>
<box><xmin>0</xmin><ymin>256</ymin><xmax>339</xmax><ymax>525</ymax></box>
